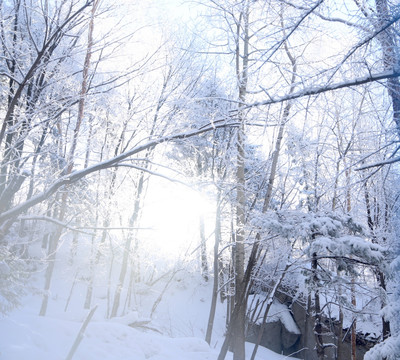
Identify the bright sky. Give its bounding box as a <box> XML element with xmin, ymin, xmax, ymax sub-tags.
<box><xmin>140</xmin><ymin>177</ymin><xmax>215</xmax><ymax>259</ymax></box>
<box><xmin>93</xmin><ymin>1</ymin><xmax>216</xmax><ymax>261</ymax></box>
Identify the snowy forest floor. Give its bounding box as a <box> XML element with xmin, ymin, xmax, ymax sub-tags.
<box><xmin>0</xmin><ymin>265</ymin><xmax>298</xmax><ymax>360</ymax></box>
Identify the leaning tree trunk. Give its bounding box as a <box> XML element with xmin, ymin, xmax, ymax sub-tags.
<box><xmin>250</xmin><ymin>262</ymin><xmax>290</xmax><ymax>360</ymax></box>
<box><xmin>205</xmin><ymin>189</ymin><xmax>222</xmax><ymax>344</ymax></box>
<box><xmin>247</xmin><ymin>24</ymin><xmax>297</xmax><ymax>359</ymax></box>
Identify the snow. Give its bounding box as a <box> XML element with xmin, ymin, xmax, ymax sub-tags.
<box><xmin>0</xmin><ymin>311</ymin><xmax>298</xmax><ymax>360</ymax></box>
<box><xmin>0</xmin><ymin>313</ymin><xmax>213</xmax><ymax>360</ymax></box>
<box><xmin>365</xmin><ymin>335</ymin><xmax>400</xmax><ymax>360</ymax></box>
<box><xmin>0</xmin><ymin>273</ymin><xmax>299</xmax><ymax>360</ymax></box>
<box><xmin>268</xmin><ymin>301</ymin><xmax>301</xmax><ymax>335</ymax></box>
<box><xmin>0</xmin><ymin>308</ymin><xmax>301</xmax><ymax>360</ymax></box>
<box><xmin>249</xmin><ymin>296</ymin><xmax>301</xmax><ymax>335</ymax></box>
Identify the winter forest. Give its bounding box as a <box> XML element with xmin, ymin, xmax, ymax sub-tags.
<box><xmin>0</xmin><ymin>0</ymin><xmax>399</xmax><ymax>359</ymax></box>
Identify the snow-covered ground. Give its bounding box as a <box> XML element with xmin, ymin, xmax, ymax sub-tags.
<box><xmin>1</xmin><ymin>312</ymin><xmax>297</xmax><ymax>360</ymax></box>
<box><xmin>0</xmin><ymin>268</ymin><xmax>298</xmax><ymax>360</ymax></box>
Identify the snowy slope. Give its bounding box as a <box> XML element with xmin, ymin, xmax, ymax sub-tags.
<box><xmin>0</xmin><ymin>270</ymin><xmax>299</xmax><ymax>360</ymax></box>
<box><xmin>1</xmin><ymin>312</ymin><xmax>298</xmax><ymax>360</ymax></box>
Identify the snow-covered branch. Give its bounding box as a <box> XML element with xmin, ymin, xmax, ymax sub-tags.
<box><xmin>19</xmin><ymin>216</ymin><xmax>94</xmax><ymax>235</ymax></box>
<box><xmin>356</xmin><ymin>156</ymin><xmax>400</xmax><ymax>171</ymax></box>
<box><xmin>0</xmin><ymin>120</ymin><xmax>238</xmax><ymax>224</ymax></box>
<box><xmin>115</xmin><ymin>164</ymin><xmax>191</xmax><ymax>187</ymax></box>
<box><xmin>246</xmin><ymin>69</ymin><xmax>400</xmax><ymax>108</ymax></box>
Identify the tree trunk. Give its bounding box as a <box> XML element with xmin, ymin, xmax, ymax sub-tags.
<box><xmin>250</xmin><ymin>263</ymin><xmax>290</xmax><ymax>360</ymax></box>
<box><xmin>363</xmin><ymin>182</ymin><xmax>391</xmax><ymax>340</ymax></box>
<box><xmin>200</xmin><ymin>214</ymin><xmax>209</xmax><ymax>281</ymax></box>
<box><xmin>110</xmin><ymin>171</ymin><xmax>145</xmax><ymax>318</ymax></box>
<box><xmin>351</xmin><ymin>279</ymin><xmax>357</xmax><ymax>360</ymax></box>
<box><xmin>336</xmin><ymin>273</ymin><xmax>345</xmax><ymax>360</ymax></box>
<box><xmin>233</xmin><ymin>117</ymin><xmax>246</xmax><ymax>360</ymax></box>
<box><xmin>246</xmin><ymin>29</ymin><xmax>297</xmax><ymax>360</ymax></box>
<box><xmin>313</xmin><ymin>251</ymin><xmax>325</xmax><ymax>360</ymax></box>
<box><xmin>205</xmin><ymin>190</ymin><xmax>222</xmax><ymax>344</ymax></box>
<box><xmin>374</xmin><ymin>0</ymin><xmax>400</xmax><ymax>139</ymax></box>
<box><xmin>39</xmin><ymin>193</ymin><xmax>68</xmax><ymax>316</ymax></box>
<box><xmin>39</xmin><ymin>0</ymin><xmax>99</xmax><ymax>316</ymax></box>
<box><xmin>374</xmin><ymin>0</ymin><xmax>398</xmax><ymax>338</ymax></box>
<box><xmin>0</xmin><ymin>1</ymin><xmax>24</xmax><ymax>211</ymax></box>
<box><xmin>231</xmin><ymin>3</ymin><xmax>250</xmax><ymax>359</ymax></box>
<box><xmin>67</xmin><ymin>0</ymin><xmax>99</xmax><ymax>173</ymax></box>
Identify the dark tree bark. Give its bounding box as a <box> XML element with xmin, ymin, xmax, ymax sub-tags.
<box><xmin>312</xmin><ymin>251</ymin><xmax>325</xmax><ymax>360</ymax></box>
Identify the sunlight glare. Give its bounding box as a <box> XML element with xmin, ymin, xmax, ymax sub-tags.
<box><xmin>140</xmin><ymin>180</ymin><xmax>214</xmax><ymax>259</ymax></box>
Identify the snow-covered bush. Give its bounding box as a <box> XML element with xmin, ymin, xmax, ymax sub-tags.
<box><xmin>365</xmin><ymin>198</ymin><xmax>400</xmax><ymax>360</ymax></box>
<box><xmin>0</xmin><ymin>244</ymin><xmax>31</xmax><ymax>314</ymax></box>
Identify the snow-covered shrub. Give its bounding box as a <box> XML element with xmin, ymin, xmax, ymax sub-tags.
<box><xmin>365</xmin><ymin>199</ymin><xmax>400</xmax><ymax>360</ymax></box>
<box><xmin>0</xmin><ymin>244</ymin><xmax>31</xmax><ymax>314</ymax></box>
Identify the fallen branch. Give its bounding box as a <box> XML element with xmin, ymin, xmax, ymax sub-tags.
<box><xmin>65</xmin><ymin>305</ymin><xmax>98</xmax><ymax>360</ymax></box>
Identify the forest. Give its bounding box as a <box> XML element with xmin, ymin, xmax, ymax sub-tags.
<box><xmin>0</xmin><ymin>0</ymin><xmax>399</xmax><ymax>359</ymax></box>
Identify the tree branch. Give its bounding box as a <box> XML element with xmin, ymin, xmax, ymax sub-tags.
<box><xmin>0</xmin><ymin>120</ymin><xmax>238</xmax><ymax>224</ymax></box>
<box><xmin>246</xmin><ymin>68</ymin><xmax>400</xmax><ymax>108</ymax></box>
<box><xmin>356</xmin><ymin>156</ymin><xmax>400</xmax><ymax>170</ymax></box>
